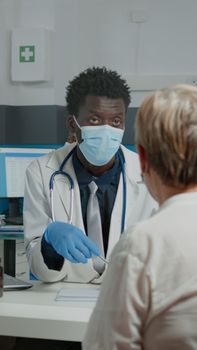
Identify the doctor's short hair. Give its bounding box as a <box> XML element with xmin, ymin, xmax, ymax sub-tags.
<box><xmin>135</xmin><ymin>84</ymin><xmax>197</xmax><ymax>188</ymax></box>
<box><xmin>66</xmin><ymin>66</ymin><xmax>131</xmax><ymax>116</ymax></box>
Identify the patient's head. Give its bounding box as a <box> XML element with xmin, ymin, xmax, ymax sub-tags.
<box><xmin>135</xmin><ymin>84</ymin><xmax>197</xmax><ymax>190</ymax></box>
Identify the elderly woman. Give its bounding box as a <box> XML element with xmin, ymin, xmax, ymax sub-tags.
<box><xmin>83</xmin><ymin>84</ymin><xmax>197</xmax><ymax>350</ymax></box>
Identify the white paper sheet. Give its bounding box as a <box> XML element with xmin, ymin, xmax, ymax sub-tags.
<box><xmin>55</xmin><ymin>286</ymin><xmax>100</xmax><ymax>303</ymax></box>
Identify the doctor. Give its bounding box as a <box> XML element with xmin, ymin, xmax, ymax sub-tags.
<box><xmin>24</xmin><ymin>66</ymin><xmax>156</xmax><ymax>283</ymax></box>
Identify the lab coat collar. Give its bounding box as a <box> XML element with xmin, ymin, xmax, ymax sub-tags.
<box><xmin>46</xmin><ymin>142</ymin><xmax>77</xmax><ymax>171</ymax></box>
<box><xmin>46</xmin><ymin>143</ymin><xmax>141</xmax><ymax>186</ymax></box>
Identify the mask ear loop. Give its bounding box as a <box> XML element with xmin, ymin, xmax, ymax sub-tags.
<box><xmin>73</xmin><ymin>115</ymin><xmax>81</xmax><ymax>130</ymax></box>
<box><xmin>72</xmin><ymin>115</ymin><xmax>83</xmax><ymax>146</ymax></box>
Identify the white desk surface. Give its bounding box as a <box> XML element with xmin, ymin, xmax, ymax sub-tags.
<box><xmin>0</xmin><ymin>281</ymin><xmax>98</xmax><ymax>341</ymax></box>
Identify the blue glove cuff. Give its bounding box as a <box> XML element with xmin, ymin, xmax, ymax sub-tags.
<box><xmin>44</xmin><ymin>229</ymin><xmax>50</xmax><ymax>244</ymax></box>
<box><xmin>43</xmin><ymin>222</ymin><xmax>57</xmax><ymax>244</ymax></box>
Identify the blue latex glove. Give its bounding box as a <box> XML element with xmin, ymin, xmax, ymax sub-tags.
<box><xmin>44</xmin><ymin>221</ymin><xmax>100</xmax><ymax>264</ymax></box>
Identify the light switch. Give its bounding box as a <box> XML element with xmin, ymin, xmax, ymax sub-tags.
<box><xmin>130</xmin><ymin>10</ymin><xmax>147</xmax><ymax>23</ymax></box>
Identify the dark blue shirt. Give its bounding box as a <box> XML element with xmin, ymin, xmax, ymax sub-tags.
<box><xmin>41</xmin><ymin>148</ymin><xmax>122</xmax><ymax>270</ymax></box>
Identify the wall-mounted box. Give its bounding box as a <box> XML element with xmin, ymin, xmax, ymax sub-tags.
<box><xmin>11</xmin><ymin>28</ymin><xmax>53</xmax><ymax>82</ymax></box>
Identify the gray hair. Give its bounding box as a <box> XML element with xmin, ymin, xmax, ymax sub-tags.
<box><xmin>135</xmin><ymin>84</ymin><xmax>197</xmax><ymax>188</ymax></box>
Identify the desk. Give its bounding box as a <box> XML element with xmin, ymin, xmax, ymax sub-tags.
<box><xmin>0</xmin><ymin>281</ymin><xmax>97</xmax><ymax>341</ymax></box>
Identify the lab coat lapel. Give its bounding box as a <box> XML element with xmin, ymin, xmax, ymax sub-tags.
<box><xmin>55</xmin><ymin>158</ymin><xmax>85</xmax><ymax>230</ymax></box>
<box><xmin>106</xmin><ymin>172</ymin><xmax>123</xmax><ymax>258</ymax></box>
<box><xmin>106</xmin><ymin>146</ymin><xmax>142</xmax><ymax>259</ymax></box>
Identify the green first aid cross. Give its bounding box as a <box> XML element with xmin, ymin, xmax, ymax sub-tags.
<box><xmin>19</xmin><ymin>46</ymin><xmax>35</xmax><ymax>62</ymax></box>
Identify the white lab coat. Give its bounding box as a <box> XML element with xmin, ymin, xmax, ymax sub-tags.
<box><xmin>24</xmin><ymin>143</ymin><xmax>156</xmax><ymax>283</ymax></box>
<box><xmin>83</xmin><ymin>193</ymin><xmax>197</xmax><ymax>350</ymax></box>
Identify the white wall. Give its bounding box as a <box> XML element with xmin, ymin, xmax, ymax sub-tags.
<box><xmin>1</xmin><ymin>0</ymin><xmax>197</xmax><ymax>107</ymax></box>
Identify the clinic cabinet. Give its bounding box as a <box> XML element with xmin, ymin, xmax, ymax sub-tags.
<box><xmin>0</xmin><ymin>228</ymin><xmax>29</xmax><ymax>280</ymax></box>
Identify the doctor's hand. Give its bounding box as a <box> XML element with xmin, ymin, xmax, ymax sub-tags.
<box><xmin>43</xmin><ymin>221</ymin><xmax>100</xmax><ymax>264</ymax></box>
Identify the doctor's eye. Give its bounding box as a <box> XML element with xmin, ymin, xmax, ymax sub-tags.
<box><xmin>112</xmin><ymin>117</ymin><xmax>122</xmax><ymax>127</ymax></box>
<box><xmin>88</xmin><ymin>116</ymin><xmax>101</xmax><ymax>125</ymax></box>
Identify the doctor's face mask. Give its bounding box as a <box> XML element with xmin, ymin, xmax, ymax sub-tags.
<box><xmin>73</xmin><ymin>115</ymin><xmax>124</xmax><ymax>166</ymax></box>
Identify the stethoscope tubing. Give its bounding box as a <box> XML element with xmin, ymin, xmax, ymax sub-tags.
<box><xmin>49</xmin><ymin>168</ymin><xmax>74</xmax><ymax>224</ymax></box>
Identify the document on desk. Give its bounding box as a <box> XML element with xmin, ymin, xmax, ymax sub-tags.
<box><xmin>55</xmin><ymin>286</ymin><xmax>100</xmax><ymax>303</ymax></box>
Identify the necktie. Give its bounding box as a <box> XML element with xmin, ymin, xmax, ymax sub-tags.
<box><xmin>87</xmin><ymin>181</ymin><xmax>105</xmax><ymax>274</ymax></box>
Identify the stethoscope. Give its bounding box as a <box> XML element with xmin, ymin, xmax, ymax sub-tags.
<box><xmin>49</xmin><ymin>146</ymin><xmax>127</xmax><ymax>233</ymax></box>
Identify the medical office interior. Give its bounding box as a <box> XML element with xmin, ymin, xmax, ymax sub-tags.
<box><xmin>0</xmin><ymin>0</ymin><xmax>197</xmax><ymax>348</ymax></box>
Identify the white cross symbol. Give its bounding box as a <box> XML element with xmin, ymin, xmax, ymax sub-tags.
<box><xmin>21</xmin><ymin>47</ymin><xmax>34</xmax><ymax>61</ymax></box>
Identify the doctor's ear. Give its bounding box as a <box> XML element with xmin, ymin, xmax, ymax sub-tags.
<box><xmin>67</xmin><ymin>115</ymin><xmax>76</xmax><ymax>130</ymax></box>
<box><xmin>66</xmin><ymin>116</ymin><xmax>77</xmax><ymax>143</ymax></box>
<box><xmin>136</xmin><ymin>144</ymin><xmax>149</xmax><ymax>174</ymax></box>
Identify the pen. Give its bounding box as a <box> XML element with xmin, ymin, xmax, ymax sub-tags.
<box><xmin>98</xmin><ymin>255</ymin><xmax>109</xmax><ymax>265</ymax></box>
